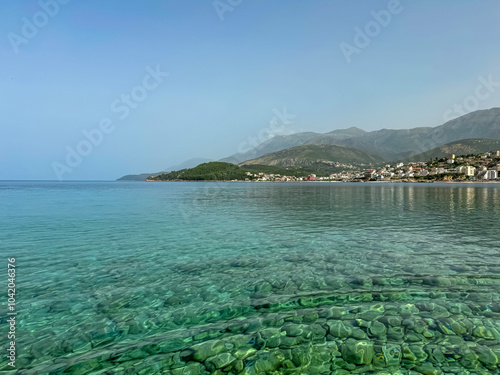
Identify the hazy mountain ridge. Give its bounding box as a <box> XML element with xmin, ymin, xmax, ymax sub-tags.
<box><xmin>400</xmin><ymin>138</ymin><xmax>500</xmax><ymax>162</ymax></box>
<box><xmin>219</xmin><ymin>132</ymin><xmax>320</xmax><ymax>164</ymax></box>
<box><xmin>241</xmin><ymin>144</ymin><xmax>384</xmax><ymax>168</ymax></box>
<box><xmin>223</xmin><ymin>108</ymin><xmax>500</xmax><ymax>163</ymax></box>
<box><xmin>324</xmin><ymin>127</ymin><xmax>368</xmax><ymax>137</ymax></box>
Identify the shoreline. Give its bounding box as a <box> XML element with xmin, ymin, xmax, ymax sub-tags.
<box><xmin>145</xmin><ymin>179</ymin><xmax>500</xmax><ymax>184</ymax></box>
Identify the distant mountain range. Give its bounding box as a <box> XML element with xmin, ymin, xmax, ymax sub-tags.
<box><xmin>220</xmin><ymin>127</ymin><xmax>370</xmax><ymax>164</ymax></box>
<box><xmin>222</xmin><ymin>108</ymin><xmax>500</xmax><ymax>163</ymax></box>
<box><xmin>241</xmin><ymin>144</ymin><xmax>383</xmax><ymax>170</ymax></box>
<box><xmin>118</xmin><ymin>108</ymin><xmax>500</xmax><ymax>180</ymax></box>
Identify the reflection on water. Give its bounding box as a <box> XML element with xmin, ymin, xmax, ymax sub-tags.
<box><xmin>0</xmin><ymin>182</ymin><xmax>499</xmax><ymax>374</ymax></box>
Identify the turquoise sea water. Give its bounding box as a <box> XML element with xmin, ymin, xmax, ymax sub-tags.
<box><xmin>1</xmin><ymin>181</ymin><xmax>500</xmax><ymax>374</ymax></box>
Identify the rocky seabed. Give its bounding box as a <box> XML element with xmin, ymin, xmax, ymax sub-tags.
<box><xmin>4</xmin><ymin>297</ymin><xmax>500</xmax><ymax>375</ymax></box>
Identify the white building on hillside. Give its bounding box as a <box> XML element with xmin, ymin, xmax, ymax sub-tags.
<box><xmin>484</xmin><ymin>170</ymin><xmax>498</xmax><ymax>180</ymax></box>
<box><xmin>464</xmin><ymin>166</ymin><xmax>476</xmax><ymax>177</ymax></box>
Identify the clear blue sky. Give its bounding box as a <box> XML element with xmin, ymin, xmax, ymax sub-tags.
<box><xmin>2</xmin><ymin>0</ymin><xmax>500</xmax><ymax>180</ymax></box>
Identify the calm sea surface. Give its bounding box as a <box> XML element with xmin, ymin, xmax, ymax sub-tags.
<box><xmin>1</xmin><ymin>181</ymin><xmax>500</xmax><ymax>374</ymax></box>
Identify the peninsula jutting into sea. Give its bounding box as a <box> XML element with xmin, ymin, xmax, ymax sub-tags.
<box><xmin>145</xmin><ymin>149</ymin><xmax>500</xmax><ymax>183</ymax></box>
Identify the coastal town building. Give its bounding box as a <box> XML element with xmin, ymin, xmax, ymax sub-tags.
<box><xmin>228</xmin><ymin>151</ymin><xmax>500</xmax><ymax>183</ymax></box>
<box><xmin>464</xmin><ymin>166</ymin><xmax>476</xmax><ymax>177</ymax></box>
<box><xmin>484</xmin><ymin>170</ymin><xmax>498</xmax><ymax>180</ymax></box>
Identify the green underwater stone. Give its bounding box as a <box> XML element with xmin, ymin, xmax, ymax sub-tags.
<box><xmin>233</xmin><ymin>359</ymin><xmax>244</xmax><ymax>372</ymax></box>
<box><xmin>253</xmin><ymin>281</ymin><xmax>273</xmax><ymax>297</ymax></box>
<box><xmin>310</xmin><ymin>323</ymin><xmax>328</xmax><ymax>341</ymax></box>
<box><xmin>359</xmin><ymin>310</ymin><xmax>383</xmax><ymax>321</ymax></box>
<box><xmin>406</xmin><ymin>332</ymin><xmax>424</xmax><ymax>342</ymax></box>
<box><xmin>266</xmin><ymin>336</ymin><xmax>281</xmax><ymax>348</ymax></box>
<box><xmin>303</xmin><ymin>312</ymin><xmax>319</xmax><ymax>323</ymax></box>
<box><xmin>379</xmin><ymin>315</ymin><xmax>403</xmax><ymax>327</ymax></box>
<box><xmin>193</xmin><ymin>332</ymin><xmax>209</xmax><ymax>341</ymax></box>
<box><xmin>291</xmin><ymin>345</ymin><xmax>312</xmax><ymax>367</ymax></box>
<box><xmin>234</xmin><ymin>347</ymin><xmax>257</xmax><ymax>360</ymax></box>
<box><xmin>473</xmin><ymin>345</ymin><xmax>498</xmax><ymax>368</ymax></box>
<box><xmin>281</xmin><ymin>323</ymin><xmax>308</xmax><ymax>337</ymax></box>
<box><xmin>472</xmin><ymin>326</ymin><xmax>495</xmax><ymax>339</ymax></box>
<box><xmin>280</xmin><ymin>335</ymin><xmax>306</xmax><ymax>348</ymax></box>
<box><xmin>326</xmin><ymin>320</ymin><xmax>351</xmax><ymax>339</ymax></box>
<box><xmin>310</xmin><ymin>345</ymin><xmax>331</xmax><ymax>366</ymax></box>
<box><xmin>341</xmin><ymin>338</ymin><xmax>374</xmax><ymax>365</ymax></box>
<box><xmin>414</xmin><ymin>362</ymin><xmax>443</xmax><ymax>375</ymax></box>
<box><xmin>437</xmin><ymin>321</ymin><xmax>455</xmax><ymax>335</ymax></box>
<box><xmin>430</xmin><ymin>346</ymin><xmax>447</xmax><ymax>363</ymax></box>
<box><xmin>254</xmin><ymin>349</ymin><xmax>285</xmax><ymax>372</ymax></box>
<box><xmin>355</xmin><ymin>318</ymin><xmax>370</xmax><ymax>328</ymax></box>
<box><xmin>327</xmin><ymin>307</ymin><xmax>350</xmax><ymax>319</ymax></box>
<box><xmin>260</xmin><ymin>327</ymin><xmax>281</xmax><ymax>340</ymax></box>
<box><xmin>382</xmin><ymin>344</ymin><xmax>402</xmax><ymax>367</ymax></box>
<box><xmin>331</xmin><ymin>370</ymin><xmax>350</xmax><ymax>375</ymax></box>
<box><xmin>402</xmin><ymin>344</ymin><xmax>418</xmax><ymax>362</ymax></box>
<box><xmin>399</xmin><ymin>304</ymin><xmax>420</xmax><ymax>315</ymax></box>
<box><xmin>409</xmin><ymin>344</ymin><xmax>429</xmax><ymax>362</ymax></box>
<box><xmin>448</xmin><ymin>303</ymin><xmax>473</xmax><ymax>315</ymax></box>
<box><xmin>373</xmin><ymin>347</ymin><xmax>387</xmax><ymax>368</ymax></box>
<box><xmin>368</xmin><ymin>321</ymin><xmax>387</xmax><ymax>337</ymax></box>
<box><xmin>191</xmin><ymin>340</ymin><xmax>227</xmax><ymax>362</ymax></box>
<box><xmin>449</xmin><ymin>320</ymin><xmax>468</xmax><ymax>335</ymax></box>
<box><xmin>227</xmin><ymin>322</ymin><xmax>250</xmax><ymax>334</ymax></box>
<box><xmin>387</xmin><ymin>326</ymin><xmax>405</xmax><ymax>341</ymax></box>
<box><xmin>205</xmin><ymin>352</ymin><xmax>236</xmax><ymax>370</ymax></box>
<box><xmin>171</xmin><ymin>362</ymin><xmax>205</xmax><ymax>375</ymax></box>
<box><xmin>352</xmin><ymin>328</ymin><xmax>368</xmax><ymax>340</ymax></box>
<box><xmin>459</xmin><ymin>349</ymin><xmax>479</xmax><ymax>369</ymax></box>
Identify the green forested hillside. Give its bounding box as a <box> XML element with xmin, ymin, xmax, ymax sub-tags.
<box><xmin>152</xmin><ymin>162</ymin><xmax>248</xmax><ymax>181</ymax></box>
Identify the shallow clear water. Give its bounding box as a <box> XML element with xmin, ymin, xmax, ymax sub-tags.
<box><xmin>1</xmin><ymin>181</ymin><xmax>500</xmax><ymax>374</ymax></box>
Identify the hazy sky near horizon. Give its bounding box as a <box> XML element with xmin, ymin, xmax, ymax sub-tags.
<box><xmin>2</xmin><ymin>0</ymin><xmax>500</xmax><ymax>180</ymax></box>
